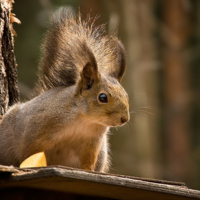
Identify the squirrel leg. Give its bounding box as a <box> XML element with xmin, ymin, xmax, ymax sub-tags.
<box><xmin>81</xmin><ymin>139</ymin><xmax>102</xmax><ymax>171</ymax></box>
<box><xmin>95</xmin><ymin>134</ymin><xmax>110</xmax><ymax>172</ymax></box>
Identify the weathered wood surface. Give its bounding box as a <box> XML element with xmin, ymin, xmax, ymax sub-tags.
<box><xmin>0</xmin><ymin>165</ymin><xmax>199</xmax><ymax>199</ymax></box>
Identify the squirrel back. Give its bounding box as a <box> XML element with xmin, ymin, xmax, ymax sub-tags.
<box><xmin>35</xmin><ymin>7</ymin><xmax>126</xmax><ymax>94</ymax></box>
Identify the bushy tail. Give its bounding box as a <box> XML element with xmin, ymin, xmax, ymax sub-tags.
<box><xmin>34</xmin><ymin>7</ymin><xmax>126</xmax><ymax>95</ymax></box>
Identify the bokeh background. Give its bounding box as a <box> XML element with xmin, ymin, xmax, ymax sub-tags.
<box><xmin>13</xmin><ymin>0</ymin><xmax>200</xmax><ymax>190</ymax></box>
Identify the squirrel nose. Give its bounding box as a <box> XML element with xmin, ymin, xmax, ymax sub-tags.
<box><xmin>121</xmin><ymin>116</ymin><xmax>129</xmax><ymax>124</ymax></box>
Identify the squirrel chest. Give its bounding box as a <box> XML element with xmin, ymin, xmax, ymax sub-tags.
<box><xmin>45</xmin><ymin>120</ymin><xmax>109</xmax><ymax>170</ymax></box>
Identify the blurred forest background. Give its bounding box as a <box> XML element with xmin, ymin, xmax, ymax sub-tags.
<box><xmin>12</xmin><ymin>0</ymin><xmax>200</xmax><ymax>189</ymax></box>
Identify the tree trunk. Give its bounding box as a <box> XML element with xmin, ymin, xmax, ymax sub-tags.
<box><xmin>120</xmin><ymin>0</ymin><xmax>161</xmax><ymax>179</ymax></box>
<box><xmin>0</xmin><ymin>0</ymin><xmax>19</xmax><ymax>119</ymax></box>
<box><xmin>162</xmin><ymin>0</ymin><xmax>191</xmax><ymax>183</ymax></box>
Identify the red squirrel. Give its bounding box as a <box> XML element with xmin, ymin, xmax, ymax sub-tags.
<box><xmin>0</xmin><ymin>8</ymin><xmax>129</xmax><ymax>172</ymax></box>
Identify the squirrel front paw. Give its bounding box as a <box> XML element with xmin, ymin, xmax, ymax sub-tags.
<box><xmin>82</xmin><ymin>163</ymin><xmax>96</xmax><ymax>171</ymax></box>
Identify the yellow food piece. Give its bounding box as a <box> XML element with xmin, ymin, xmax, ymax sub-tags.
<box><xmin>20</xmin><ymin>152</ymin><xmax>47</xmax><ymax>168</ymax></box>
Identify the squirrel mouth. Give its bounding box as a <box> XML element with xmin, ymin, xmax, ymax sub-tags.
<box><xmin>100</xmin><ymin>117</ymin><xmax>129</xmax><ymax>127</ymax></box>
<box><xmin>99</xmin><ymin>121</ymin><xmax>118</xmax><ymax>127</ymax></box>
<box><xmin>107</xmin><ymin>121</ymin><xmax>127</xmax><ymax>127</ymax></box>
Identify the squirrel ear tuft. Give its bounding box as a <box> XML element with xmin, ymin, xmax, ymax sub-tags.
<box><xmin>81</xmin><ymin>62</ymin><xmax>99</xmax><ymax>90</ymax></box>
<box><xmin>110</xmin><ymin>40</ymin><xmax>127</xmax><ymax>82</ymax></box>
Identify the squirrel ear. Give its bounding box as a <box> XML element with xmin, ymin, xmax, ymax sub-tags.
<box><xmin>81</xmin><ymin>62</ymin><xmax>99</xmax><ymax>90</ymax></box>
<box><xmin>110</xmin><ymin>40</ymin><xmax>127</xmax><ymax>82</ymax></box>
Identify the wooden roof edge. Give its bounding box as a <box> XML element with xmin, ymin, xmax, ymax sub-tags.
<box><xmin>0</xmin><ymin>165</ymin><xmax>200</xmax><ymax>199</ymax></box>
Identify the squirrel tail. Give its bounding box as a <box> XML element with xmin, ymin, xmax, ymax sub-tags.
<box><xmin>34</xmin><ymin>7</ymin><xmax>126</xmax><ymax>95</ymax></box>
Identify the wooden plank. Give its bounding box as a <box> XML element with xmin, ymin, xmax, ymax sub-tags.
<box><xmin>0</xmin><ymin>165</ymin><xmax>19</xmax><ymax>173</ymax></box>
<box><xmin>0</xmin><ymin>165</ymin><xmax>199</xmax><ymax>199</ymax></box>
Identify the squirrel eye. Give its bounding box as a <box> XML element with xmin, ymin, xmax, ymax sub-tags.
<box><xmin>98</xmin><ymin>93</ymin><xmax>108</xmax><ymax>103</ymax></box>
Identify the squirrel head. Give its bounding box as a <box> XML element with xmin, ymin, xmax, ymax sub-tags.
<box><xmin>77</xmin><ymin>46</ymin><xmax>129</xmax><ymax>127</ymax></box>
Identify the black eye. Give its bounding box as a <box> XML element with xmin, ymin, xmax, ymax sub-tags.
<box><xmin>98</xmin><ymin>93</ymin><xmax>108</xmax><ymax>103</ymax></box>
